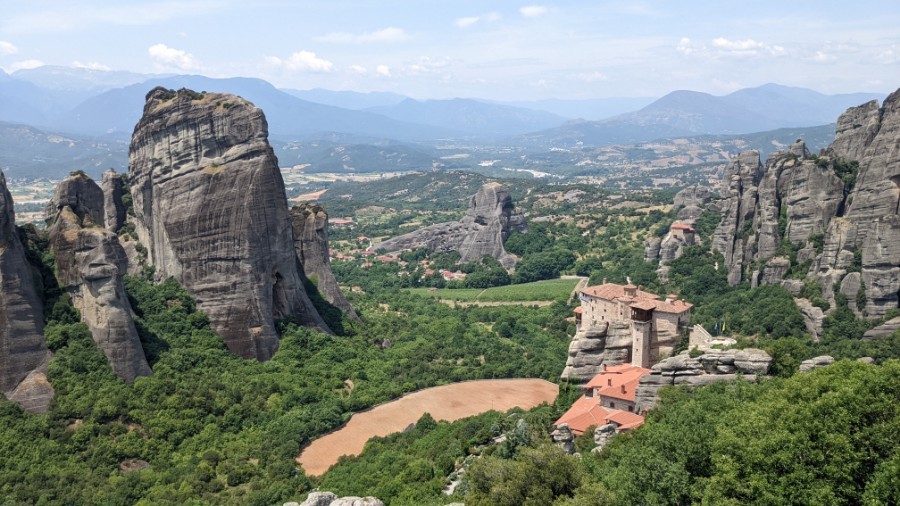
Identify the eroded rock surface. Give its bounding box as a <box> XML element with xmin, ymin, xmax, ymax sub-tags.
<box><xmin>291</xmin><ymin>492</ymin><xmax>384</xmax><ymax>506</ymax></box>
<box><xmin>634</xmin><ymin>349</ymin><xmax>771</xmax><ymax>411</ymax></box>
<box><xmin>712</xmin><ymin>88</ymin><xmax>900</xmax><ymax>318</ymax></box>
<box><xmin>0</xmin><ymin>172</ymin><xmax>53</xmax><ymax>412</ymax></box>
<box><xmin>373</xmin><ymin>182</ymin><xmax>527</xmax><ymax>269</ymax></box>
<box><xmin>799</xmin><ymin>355</ymin><xmax>835</xmax><ymax>372</ymax></box>
<box><xmin>128</xmin><ymin>87</ymin><xmax>330</xmax><ymax>359</ymax></box>
<box><xmin>290</xmin><ymin>204</ymin><xmax>357</xmax><ymax>318</ymax></box>
<box><xmin>101</xmin><ymin>169</ymin><xmax>127</xmax><ymax>232</ymax></box>
<box><xmin>47</xmin><ymin>173</ymin><xmax>151</xmax><ymax>382</ymax></box>
<box><xmin>560</xmin><ymin>321</ymin><xmax>632</xmax><ymax>382</ymax></box>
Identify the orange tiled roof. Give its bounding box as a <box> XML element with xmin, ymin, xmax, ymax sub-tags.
<box><xmin>554</xmin><ymin>395</ymin><xmax>646</xmax><ymax>434</ymax></box>
<box><xmin>573</xmin><ymin>306</ymin><xmax>583</xmax><ymax>314</ymax></box>
<box><xmin>585</xmin><ymin>364</ymin><xmax>651</xmax><ymax>402</ymax></box>
<box><xmin>671</xmin><ymin>223</ymin><xmax>695</xmax><ymax>231</ymax></box>
<box><xmin>581</xmin><ymin>282</ymin><xmax>692</xmax><ymax>314</ymax></box>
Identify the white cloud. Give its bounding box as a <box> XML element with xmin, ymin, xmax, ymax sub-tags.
<box><xmin>678</xmin><ymin>37</ymin><xmax>787</xmax><ymax>58</ymax></box>
<box><xmin>812</xmin><ymin>51</ymin><xmax>836</xmax><ymax>63</ymax></box>
<box><xmin>711</xmin><ymin>37</ymin><xmax>785</xmax><ymax>57</ymax></box>
<box><xmin>266</xmin><ymin>51</ymin><xmax>334</xmax><ymax>72</ymax></box>
<box><xmin>317</xmin><ymin>27</ymin><xmax>409</xmax><ymax>44</ymax></box>
<box><xmin>570</xmin><ymin>71</ymin><xmax>608</xmax><ymax>83</ymax></box>
<box><xmin>375</xmin><ymin>64</ymin><xmax>392</xmax><ymax>77</ymax></box>
<box><xmin>72</xmin><ymin>60</ymin><xmax>111</xmax><ymax>71</ymax></box>
<box><xmin>519</xmin><ymin>5</ymin><xmax>548</xmax><ymax>17</ymax></box>
<box><xmin>455</xmin><ymin>16</ymin><xmax>480</xmax><ymax>28</ymax></box>
<box><xmin>403</xmin><ymin>56</ymin><xmax>453</xmax><ymax>75</ymax></box>
<box><xmin>0</xmin><ymin>40</ymin><xmax>18</xmax><ymax>55</ymax></box>
<box><xmin>455</xmin><ymin>12</ymin><xmax>500</xmax><ymax>28</ymax></box>
<box><xmin>875</xmin><ymin>45</ymin><xmax>899</xmax><ymax>64</ymax></box>
<box><xmin>5</xmin><ymin>59</ymin><xmax>44</xmax><ymax>72</ymax></box>
<box><xmin>676</xmin><ymin>37</ymin><xmax>695</xmax><ymax>56</ymax></box>
<box><xmin>148</xmin><ymin>43</ymin><xmax>199</xmax><ymax>70</ymax></box>
<box><xmin>349</xmin><ymin>64</ymin><xmax>368</xmax><ymax>74</ymax></box>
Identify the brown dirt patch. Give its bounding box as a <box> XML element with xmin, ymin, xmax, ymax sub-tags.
<box><xmin>296</xmin><ymin>378</ymin><xmax>558</xmax><ymax>477</ymax></box>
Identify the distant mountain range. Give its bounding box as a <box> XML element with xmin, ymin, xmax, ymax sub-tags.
<box><xmin>0</xmin><ymin>65</ymin><xmax>890</xmax><ymax>179</ymax></box>
<box><xmin>518</xmin><ymin>84</ymin><xmax>883</xmax><ymax>148</ymax></box>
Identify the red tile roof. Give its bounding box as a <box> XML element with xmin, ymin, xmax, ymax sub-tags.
<box><xmin>554</xmin><ymin>394</ymin><xmax>646</xmax><ymax>435</ymax></box>
<box><xmin>581</xmin><ymin>282</ymin><xmax>692</xmax><ymax>314</ymax></box>
<box><xmin>584</xmin><ymin>364</ymin><xmax>651</xmax><ymax>402</ymax></box>
<box><xmin>671</xmin><ymin>223</ymin><xmax>695</xmax><ymax>232</ymax></box>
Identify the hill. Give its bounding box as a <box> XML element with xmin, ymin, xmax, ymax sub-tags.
<box><xmin>0</xmin><ymin>121</ymin><xmax>127</xmax><ymax>179</ymax></box>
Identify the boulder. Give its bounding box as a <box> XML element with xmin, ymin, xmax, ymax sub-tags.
<box><xmin>795</xmin><ymin>298</ymin><xmax>826</xmax><ymax>341</ymax></box>
<box><xmin>373</xmin><ymin>182</ymin><xmax>527</xmax><ymax>269</ymax></box>
<box><xmin>128</xmin><ymin>87</ymin><xmax>330</xmax><ymax>360</ymax></box>
<box><xmin>592</xmin><ymin>423</ymin><xmax>618</xmax><ymax>452</ymax></box>
<box><xmin>799</xmin><ymin>355</ymin><xmax>835</xmax><ymax>372</ymax></box>
<box><xmin>862</xmin><ymin>317</ymin><xmax>900</xmax><ymax>340</ymax></box>
<box><xmin>551</xmin><ymin>423</ymin><xmax>575</xmax><ymax>454</ymax></box>
<box><xmin>0</xmin><ymin>172</ymin><xmax>53</xmax><ymax>412</ymax></box>
<box><xmin>295</xmin><ymin>493</ymin><xmax>384</xmax><ymax>506</ymax></box>
<box><xmin>47</xmin><ymin>173</ymin><xmax>151</xmax><ymax>382</ymax></box>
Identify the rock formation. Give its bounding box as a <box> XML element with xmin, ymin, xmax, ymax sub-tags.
<box><xmin>128</xmin><ymin>87</ymin><xmax>330</xmax><ymax>360</ymax></box>
<box><xmin>712</xmin><ymin>88</ymin><xmax>900</xmax><ymax>318</ymax></box>
<box><xmin>798</xmin><ymin>355</ymin><xmax>835</xmax><ymax>372</ymax></box>
<box><xmin>863</xmin><ymin>316</ymin><xmax>900</xmax><ymax>340</ymax></box>
<box><xmin>289</xmin><ymin>492</ymin><xmax>384</xmax><ymax>506</ymax></box>
<box><xmin>290</xmin><ymin>204</ymin><xmax>357</xmax><ymax>318</ymax></box>
<box><xmin>47</xmin><ymin>173</ymin><xmax>151</xmax><ymax>382</ymax></box>
<box><xmin>0</xmin><ymin>172</ymin><xmax>53</xmax><ymax>412</ymax></box>
<box><xmin>550</xmin><ymin>423</ymin><xmax>576</xmax><ymax>454</ymax></box>
<box><xmin>101</xmin><ymin>169</ymin><xmax>127</xmax><ymax>232</ymax></box>
<box><xmin>634</xmin><ymin>348</ymin><xmax>771</xmax><ymax>411</ymax></box>
<box><xmin>372</xmin><ymin>182</ymin><xmax>527</xmax><ymax>269</ymax></box>
<box><xmin>560</xmin><ymin>321</ymin><xmax>633</xmax><ymax>382</ymax></box>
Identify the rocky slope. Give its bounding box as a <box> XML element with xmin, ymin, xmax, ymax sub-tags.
<box><xmin>373</xmin><ymin>182</ymin><xmax>527</xmax><ymax>269</ymax></box>
<box><xmin>128</xmin><ymin>87</ymin><xmax>330</xmax><ymax>360</ymax></box>
<box><xmin>47</xmin><ymin>173</ymin><xmax>152</xmax><ymax>382</ymax></box>
<box><xmin>101</xmin><ymin>168</ymin><xmax>127</xmax><ymax>232</ymax></box>
<box><xmin>290</xmin><ymin>204</ymin><xmax>357</xmax><ymax>318</ymax></box>
<box><xmin>0</xmin><ymin>172</ymin><xmax>53</xmax><ymax>412</ymax></box>
<box><xmin>712</xmin><ymin>88</ymin><xmax>900</xmax><ymax>317</ymax></box>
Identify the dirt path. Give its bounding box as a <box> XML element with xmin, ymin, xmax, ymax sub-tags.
<box><xmin>296</xmin><ymin>378</ymin><xmax>559</xmax><ymax>477</ymax></box>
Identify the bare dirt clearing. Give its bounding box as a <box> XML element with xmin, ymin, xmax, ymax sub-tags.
<box><xmin>297</xmin><ymin>378</ymin><xmax>559</xmax><ymax>476</ymax></box>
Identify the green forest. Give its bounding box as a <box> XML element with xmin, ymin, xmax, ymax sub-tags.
<box><xmin>2</xmin><ymin>174</ymin><xmax>898</xmax><ymax>505</ymax></box>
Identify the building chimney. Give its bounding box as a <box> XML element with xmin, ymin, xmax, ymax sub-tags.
<box><xmin>665</xmin><ymin>294</ymin><xmax>677</xmax><ymax>304</ymax></box>
<box><xmin>602</xmin><ymin>364</ymin><xmax>607</xmax><ymax>371</ymax></box>
<box><xmin>621</xmin><ymin>385</ymin><xmax>626</xmax><ymax>394</ymax></box>
<box><xmin>602</xmin><ymin>277</ymin><xmax>608</xmax><ymax>284</ymax></box>
<box><xmin>607</xmin><ymin>378</ymin><xmax>612</xmax><ymax>387</ymax></box>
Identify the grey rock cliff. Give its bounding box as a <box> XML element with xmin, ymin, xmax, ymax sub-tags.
<box><xmin>290</xmin><ymin>204</ymin><xmax>357</xmax><ymax>318</ymax></box>
<box><xmin>634</xmin><ymin>349</ymin><xmax>771</xmax><ymax>411</ymax></box>
<box><xmin>101</xmin><ymin>169</ymin><xmax>127</xmax><ymax>232</ymax></box>
<box><xmin>712</xmin><ymin>89</ymin><xmax>900</xmax><ymax>318</ymax></box>
<box><xmin>292</xmin><ymin>492</ymin><xmax>384</xmax><ymax>506</ymax></box>
<box><xmin>47</xmin><ymin>173</ymin><xmax>151</xmax><ymax>382</ymax></box>
<box><xmin>560</xmin><ymin>321</ymin><xmax>632</xmax><ymax>382</ymax></box>
<box><xmin>0</xmin><ymin>172</ymin><xmax>53</xmax><ymax>412</ymax></box>
<box><xmin>372</xmin><ymin>182</ymin><xmax>527</xmax><ymax>269</ymax></box>
<box><xmin>128</xmin><ymin>87</ymin><xmax>330</xmax><ymax>360</ymax></box>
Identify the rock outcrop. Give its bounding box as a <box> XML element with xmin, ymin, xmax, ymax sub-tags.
<box><xmin>634</xmin><ymin>348</ymin><xmax>771</xmax><ymax>411</ymax></box>
<box><xmin>712</xmin><ymin>89</ymin><xmax>900</xmax><ymax>318</ymax></box>
<box><xmin>128</xmin><ymin>87</ymin><xmax>330</xmax><ymax>360</ymax></box>
<box><xmin>798</xmin><ymin>355</ymin><xmax>835</xmax><ymax>372</ymax></box>
<box><xmin>101</xmin><ymin>169</ymin><xmax>127</xmax><ymax>232</ymax></box>
<box><xmin>47</xmin><ymin>173</ymin><xmax>151</xmax><ymax>382</ymax></box>
<box><xmin>551</xmin><ymin>423</ymin><xmax>576</xmax><ymax>454</ymax></box>
<box><xmin>290</xmin><ymin>492</ymin><xmax>384</xmax><ymax>506</ymax></box>
<box><xmin>372</xmin><ymin>182</ymin><xmax>527</xmax><ymax>269</ymax></box>
<box><xmin>0</xmin><ymin>172</ymin><xmax>53</xmax><ymax>412</ymax></box>
<box><xmin>863</xmin><ymin>316</ymin><xmax>900</xmax><ymax>340</ymax></box>
<box><xmin>290</xmin><ymin>204</ymin><xmax>357</xmax><ymax>318</ymax></box>
<box><xmin>560</xmin><ymin>321</ymin><xmax>632</xmax><ymax>382</ymax></box>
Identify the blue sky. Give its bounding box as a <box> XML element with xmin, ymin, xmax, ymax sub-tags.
<box><xmin>1</xmin><ymin>0</ymin><xmax>898</xmax><ymax>100</ymax></box>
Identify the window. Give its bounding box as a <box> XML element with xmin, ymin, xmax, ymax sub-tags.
<box><xmin>610</xmin><ymin>402</ymin><xmax>615</xmax><ymax>408</ymax></box>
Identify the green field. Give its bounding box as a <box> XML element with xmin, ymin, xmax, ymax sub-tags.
<box><xmin>408</xmin><ymin>277</ymin><xmax>582</xmax><ymax>302</ymax></box>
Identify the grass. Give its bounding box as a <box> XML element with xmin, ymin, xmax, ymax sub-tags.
<box><xmin>408</xmin><ymin>278</ymin><xmax>581</xmax><ymax>302</ymax></box>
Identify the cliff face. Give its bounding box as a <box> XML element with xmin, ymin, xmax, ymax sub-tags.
<box><xmin>290</xmin><ymin>204</ymin><xmax>357</xmax><ymax>318</ymax></box>
<box><xmin>713</xmin><ymin>88</ymin><xmax>900</xmax><ymax>317</ymax></box>
<box><xmin>559</xmin><ymin>321</ymin><xmax>632</xmax><ymax>382</ymax></box>
<box><xmin>47</xmin><ymin>173</ymin><xmax>151</xmax><ymax>382</ymax></box>
<box><xmin>128</xmin><ymin>87</ymin><xmax>329</xmax><ymax>360</ymax></box>
<box><xmin>0</xmin><ymin>172</ymin><xmax>53</xmax><ymax>412</ymax></box>
<box><xmin>372</xmin><ymin>182</ymin><xmax>527</xmax><ymax>268</ymax></box>
<box><xmin>101</xmin><ymin>169</ymin><xmax>127</xmax><ymax>232</ymax></box>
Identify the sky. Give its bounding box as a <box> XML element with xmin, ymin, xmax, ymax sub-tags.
<box><xmin>1</xmin><ymin>0</ymin><xmax>899</xmax><ymax>101</ymax></box>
